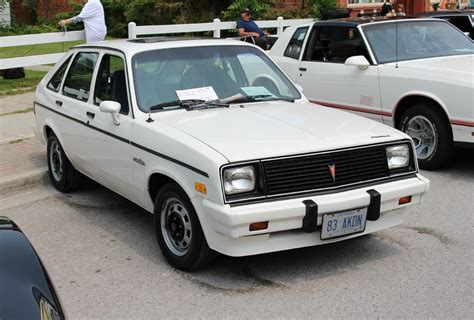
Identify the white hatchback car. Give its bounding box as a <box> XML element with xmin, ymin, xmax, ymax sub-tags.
<box><xmin>270</xmin><ymin>18</ymin><xmax>474</xmax><ymax>170</ymax></box>
<box><xmin>33</xmin><ymin>39</ymin><xmax>429</xmax><ymax>270</ymax></box>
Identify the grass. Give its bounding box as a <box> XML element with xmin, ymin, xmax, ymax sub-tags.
<box><xmin>0</xmin><ymin>40</ymin><xmax>85</xmax><ymax>59</ymax></box>
<box><xmin>0</xmin><ymin>70</ymin><xmax>47</xmax><ymax>96</ymax></box>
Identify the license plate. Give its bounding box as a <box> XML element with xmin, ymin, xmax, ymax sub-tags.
<box><xmin>321</xmin><ymin>208</ymin><xmax>367</xmax><ymax>240</ymax></box>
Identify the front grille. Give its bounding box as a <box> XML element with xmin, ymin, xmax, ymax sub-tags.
<box><xmin>263</xmin><ymin>145</ymin><xmax>389</xmax><ymax>196</ymax></box>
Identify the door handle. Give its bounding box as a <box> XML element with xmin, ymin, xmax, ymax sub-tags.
<box><xmin>86</xmin><ymin>111</ymin><xmax>95</xmax><ymax>119</ymax></box>
<box><xmin>299</xmin><ymin>67</ymin><xmax>307</xmax><ymax>72</ymax></box>
<box><xmin>55</xmin><ymin>100</ymin><xmax>63</xmax><ymax>106</ymax></box>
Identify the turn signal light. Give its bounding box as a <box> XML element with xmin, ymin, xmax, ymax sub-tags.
<box><xmin>194</xmin><ymin>182</ymin><xmax>207</xmax><ymax>194</ymax></box>
<box><xmin>399</xmin><ymin>196</ymin><xmax>412</xmax><ymax>205</ymax></box>
<box><xmin>249</xmin><ymin>221</ymin><xmax>268</xmax><ymax>231</ymax></box>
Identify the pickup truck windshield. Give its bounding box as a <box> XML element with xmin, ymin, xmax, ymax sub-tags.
<box><xmin>132</xmin><ymin>45</ymin><xmax>301</xmax><ymax>112</ymax></box>
<box><xmin>363</xmin><ymin>20</ymin><xmax>474</xmax><ymax>64</ymax></box>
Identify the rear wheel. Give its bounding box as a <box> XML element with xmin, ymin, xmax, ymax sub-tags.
<box><xmin>47</xmin><ymin>133</ymin><xmax>82</xmax><ymax>192</ymax></box>
<box><xmin>399</xmin><ymin>103</ymin><xmax>452</xmax><ymax>170</ymax></box>
<box><xmin>154</xmin><ymin>183</ymin><xmax>215</xmax><ymax>270</ymax></box>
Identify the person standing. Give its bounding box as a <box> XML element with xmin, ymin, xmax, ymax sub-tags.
<box><xmin>59</xmin><ymin>0</ymin><xmax>107</xmax><ymax>43</ymax></box>
<box><xmin>380</xmin><ymin>0</ymin><xmax>393</xmax><ymax>16</ymax></box>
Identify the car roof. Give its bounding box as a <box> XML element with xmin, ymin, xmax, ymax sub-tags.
<box><xmin>73</xmin><ymin>38</ymin><xmax>257</xmax><ymax>56</ymax></box>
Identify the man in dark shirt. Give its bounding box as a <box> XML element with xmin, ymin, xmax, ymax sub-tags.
<box><xmin>236</xmin><ymin>8</ymin><xmax>276</xmax><ymax>50</ymax></box>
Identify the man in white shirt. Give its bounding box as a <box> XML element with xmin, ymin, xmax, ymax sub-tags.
<box><xmin>59</xmin><ymin>0</ymin><xmax>107</xmax><ymax>43</ymax></box>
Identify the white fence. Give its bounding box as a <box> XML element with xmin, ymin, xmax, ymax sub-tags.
<box><xmin>0</xmin><ymin>17</ymin><xmax>313</xmax><ymax>70</ymax></box>
<box><xmin>128</xmin><ymin>17</ymin><xmax>313</xmax><ymax>39</ymax></box>
<box><xmin>0</xmin><ymin>30</ymin><xmax>86</xmax><ymax>69</ymax></box>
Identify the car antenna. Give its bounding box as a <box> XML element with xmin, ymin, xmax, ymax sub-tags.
<box><xmin>146</xmin><ymin>96</ymin><xmax>154</xmax><ymax>123</ymax></box>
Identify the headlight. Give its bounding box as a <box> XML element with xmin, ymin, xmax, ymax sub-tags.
<box><xmin>223</xmin><ymin>166</ymin><xmax>256</xmax><ymax>195</ymax></box>
<box><xmin>386</xmin><ymin>144</ymin><xmax>410</xmax><ymax>169</ymax></box>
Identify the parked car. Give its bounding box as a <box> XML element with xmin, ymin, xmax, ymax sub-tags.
<box><xmin>33</xmin><ymin>38</ymin><xmax>429</xmax><ymax>270</ymax></box>
<box><xmin>419</xmin><ymin>10</ymin><xmax>474</xmax><ymax>39</ymax></box>
<box><xmin>0</xmin><ymin>216</ymin><xmax>64</xmax><ymax>320</ymax></box>
<box><xmin>269</xmin><ymin>17</ymin><xmax>474</xmax><ymax>169</ymax></box>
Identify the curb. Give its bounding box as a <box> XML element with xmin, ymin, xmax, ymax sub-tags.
<box><xmin>0</xmin><ymin>169</ymin><xmax>49</xmax><ymax>195</ymax></box>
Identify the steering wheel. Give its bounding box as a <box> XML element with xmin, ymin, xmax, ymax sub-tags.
<box><xmin>251</xmin><ymin>76</ymin><xmax>280</xmax><ymax>96</ymax></box>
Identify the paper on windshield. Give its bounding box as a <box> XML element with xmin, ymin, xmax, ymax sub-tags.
<box><xmin>176</xmin><ymin>86</ymin><xmax>219</xmax><ymax>102</ymax></box>
<box><xmin>241</xmin><ymin>86</ymin><xmax>275</xmax><ymax>97</ymax></box>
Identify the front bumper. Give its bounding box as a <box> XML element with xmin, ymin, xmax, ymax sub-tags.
<box><xmin>192</xmin><ymin>174</ymin><xmax>429</xmax><ymax>257</ymax></box>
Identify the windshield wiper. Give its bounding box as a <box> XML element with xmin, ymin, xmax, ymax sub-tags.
<box><xmin>149</xmin><ymin>99</ymin><xmax>205</xmax><ymax>111</ymax></box>
<box><xmin>226</xmin><ymin>95</ymin><xmax>295</xmax><ymax>104</ymax></box>
<box><xmin>149</xmin><ymin>99</ymin><xmax>230</xmax><ymax>112</ymax></box>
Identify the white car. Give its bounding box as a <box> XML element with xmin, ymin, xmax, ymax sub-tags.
<box><xmin>33</xmin><ymin>38</ymin><xmax>429</xmax><ymax>270</ymax></box>
<box><xmin>270</xmin><ymin>18</ymin><xmax>474</xmax><ymax>169</ymax></box>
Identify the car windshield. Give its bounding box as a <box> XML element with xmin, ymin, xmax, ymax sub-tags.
<box><xmin>363</xmin><ymin>20</ymin><xmax>474</xmax><ymax>64</ymax></box>
<box><xmin>132</xmin><ymin>45</ymin><xmax>301</xmax><ymax>112</ymax></box>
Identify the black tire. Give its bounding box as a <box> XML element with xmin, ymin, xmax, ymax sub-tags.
<box><xmin>47</xmin><ymin>133</ymin><xmax>82</xmax><ymax>192</ymax></box>
<box><xmin>154</xmin><ymin>183</ymin><xmax>215</xmax><ymax>271</ymax></box>
<box><xmin>2</xmin><ymin>68</ymin><xmax>25</xmax><ymax>79</ymax></box>
<box><xmin>399</xmin><ymin>103</ymin><xmax>453</xmax><ymax>170</ymax></box>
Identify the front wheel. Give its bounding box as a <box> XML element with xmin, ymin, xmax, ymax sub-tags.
<box><xmin>154</xmin><ymin>183</ymin><xmax>215</xmax><ymax>270</ymax></box>
<box><xmin>399</xmin><ymin>104</ymin><xmax>453</xmax><ymax>170</ymax></box>
<box><xmin>47</xmin><ymin>133</ymin><xmax>82</xmax><ymax>192</ymax></box>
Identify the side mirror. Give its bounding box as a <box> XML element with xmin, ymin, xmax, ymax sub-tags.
<box><xmin>99</xmin><ymin>101</ymin><xmax>121</xmax><ymax>125</ymax></box>
<box><xmin>344</xmin><ymin>55</ymin><xmax>370</xmax><ymax>70</ymax></box>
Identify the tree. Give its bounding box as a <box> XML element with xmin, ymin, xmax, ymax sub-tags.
<box><xmin>222</xmin><ymin>0</ymin><xmax>273</xmax><ymax>21</ymax></box>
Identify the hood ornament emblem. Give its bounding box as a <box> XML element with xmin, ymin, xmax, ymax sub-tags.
<box><xmin>328</xmin><ymin>164</ymin><xmax>336</xmax><ymax>183</ymax></box>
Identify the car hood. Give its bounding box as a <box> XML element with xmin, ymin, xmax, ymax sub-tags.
<box><xmin>156</xmin><ymin>102</ymin><xmax>405</xmax><ymax>162</ymax></box>
<box><xmin>389</xmin><ymin>54</ymin><xmax>474</xmax><ymax>85</ymax></box>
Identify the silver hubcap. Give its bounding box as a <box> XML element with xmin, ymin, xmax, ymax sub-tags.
<box><xmin>404</xmin><ymin>115</ymin><xmax>436</xmax><ymax>160</ymax></box>
<box><xmin>49</xmin><ymin>141</ymin><xmax>63</xmax><ymax>181</ymax></box>
<box><xmin>160</xmin><ymin>198</ymin><xmax>192</xmax><ymax>256</ymax></box>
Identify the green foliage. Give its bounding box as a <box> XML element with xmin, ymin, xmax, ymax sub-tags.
<box><xmin>0</xmin><ymin>23</ymin><xmax>58</xmax><ymax>36</ymax></box>
<box><xmin>222</xmin><ymin>0</ymin><xmax>273</xmax><ymax>21</ymax></box>
<box><xmin>21</xmin><ymin>0</ymin><xmax>38</xmax><ymax>23</ymax></box>
<box><xmin>308</xmin><ymin>0</ymin><xmax>339</xmax><ymax>19</ymax></box>
<box><xmin>125</xmin><ymin>0</ymin><xmax>182</xmax><ymax>26</ymax></box>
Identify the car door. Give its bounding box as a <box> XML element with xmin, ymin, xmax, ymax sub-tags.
<box><xmin>81</xmin><ymin>51</ymin><xmax>135</xmax><ymax>198</ymax></box>
<box><xmin>60</xmin><ymin>51</ymin><xmax>100</xmax><ymax>174</ymax></box>
<box><xmin>297</xmin><ymin>25</ymin><xmax>384</xmax><ymax>122</ymax></box>
<box><xmin>271</xmin><ymin>26</ymin><xmax>310</xmax><ymax>81</ymax></box>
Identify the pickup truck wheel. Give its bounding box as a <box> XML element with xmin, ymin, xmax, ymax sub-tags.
<box><xmin>399</xmin><ymin>104</ymin><xmax>452</xmax><ymax>170</ymax></box>
<box><xmin>47</xmin><ymin>134</ymin><xmax>81</xmax><ymax>192</ymax></box>
<box><xmin>154</xmin><ymin>183</ymin><xmax>215</xmax><ymax>270</ymax></box>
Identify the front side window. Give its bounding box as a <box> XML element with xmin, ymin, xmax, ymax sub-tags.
<box><xmin>63</xmin><ymin>52</ymin><xmax>99</xmax><ymax>102</ymax></box>
<box><xmin>284</xmin><ymin>27</ymin><xmax>309</xmax><ymax>60</ymax></box>
<box><xmin>47</xmin><ymin>56</ymin><xmax>72</xmax><ymax>92</ymax></box>
<box><xmin>306</xmin><ymin>26</ymin><xmax>370</xmax><ymax>63</ymax></box>
<box><xmin>363</xmin><ymin>20</ymin><xmax>474</xmax><ymax>64</ymax></box>
<box><xmin>94</xmin><ymin>54</ymin><xmax>129</xmax><ymax>114</ymax></box>
<box><xmin>132</xmin><ymin>45</ymin><xmax>301</xmax><ymax>112</ymax></box>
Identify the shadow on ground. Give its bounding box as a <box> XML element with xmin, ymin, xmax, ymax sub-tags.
<box><xmin>53</xmin><ymin>147</ymin><xmax>472</xmax><ymax>292</ymax></box>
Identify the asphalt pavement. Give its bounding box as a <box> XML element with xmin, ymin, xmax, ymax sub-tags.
<box><xmin>0</xmin><ymin>149</ymin><xmax>473</xmax><ymax>319</ymax></box>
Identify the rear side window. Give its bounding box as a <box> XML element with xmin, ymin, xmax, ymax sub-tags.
<box><xmin>47</xmin><ymin>56</ymin><xmax>71</xmax><ymax>92</ymax></box>
<box><xmin>284</xmin><ymin>27</ymin><xmax>309</xmax><ymax>59</ymax></box>
<box><xmin>63</xmin><ymin>52</ymin><xmax>99</xmax><ymax>102</ymax></box>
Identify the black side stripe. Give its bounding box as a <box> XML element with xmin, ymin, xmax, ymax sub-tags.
<box><xmin>35</xmin><ymin>102</ymin><xmax>209</xmax><ymax>178</ymax></box>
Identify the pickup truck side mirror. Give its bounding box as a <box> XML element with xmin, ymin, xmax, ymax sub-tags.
<box><xmin>344</xmin><ymin>55</ymin><xmax>370</xmax><ymax>70</ymax></box>
<box><xmin>99</xmin><ymin>101</ymin><xmax>121</xmax><ymax>125</ymax></box>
